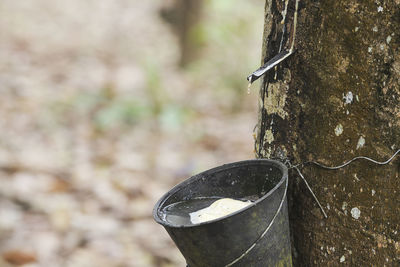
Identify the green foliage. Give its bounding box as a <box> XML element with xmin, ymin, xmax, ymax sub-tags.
<box><xmin>159</xmin><ymin>104</ymin><xmax>193</xmax><ymax>132</ymax></box>
<box><xmin>145</xmin><ymin>59</ymin><xmax>167</xmax><ymax>116</ymax></box>
<box><xmin>183</xmin><ymin>0</ymin><xmax>264</xmax><ymax>111</ymax></box>
<box><xmin>94</xmin><ymin>99</ymin><xmax>150</xmax><ymax>130</ymax></box>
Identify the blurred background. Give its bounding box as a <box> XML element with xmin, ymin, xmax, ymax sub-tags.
<box><xmin>0</xmin><ymin>0</ymin><xmax>264</xmax><ymax>266</ymax></box>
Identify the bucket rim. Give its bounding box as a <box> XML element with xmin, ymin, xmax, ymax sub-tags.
<box><xmin>153</xmin><ymin>159</ymin><xmax>288</xmax><ymax>228</ymax></box>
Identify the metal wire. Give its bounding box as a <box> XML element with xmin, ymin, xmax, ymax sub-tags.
<box><xmin>225</xmin><ymin>149</ymin><xmax>400</xmax><ymax>266</ymax></box>
<box><xmin>298</xmin><ymin>149</ymin><xmax>400</xmax><ymax>170</ymax></box>
<box><xmin>293</xmin><ymin>166</ymin><xmax>328</xmax><ymax>218</ymax></box>
<box><xmin>290</xmin><ymin>149</ymin><xmax>400</xmax><ymax>219</ymax></box>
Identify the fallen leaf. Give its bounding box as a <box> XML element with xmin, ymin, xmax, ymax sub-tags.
<box><xmin>2</xmin><ymin>250</ymin><xmax>37</xmax><ymax>265</ymax></box>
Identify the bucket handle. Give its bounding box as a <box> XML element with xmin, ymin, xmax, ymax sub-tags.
<box><xmin>224</xmin><ymin>175</ymin><xmax>288</xmax><ymax>267</ymax></box>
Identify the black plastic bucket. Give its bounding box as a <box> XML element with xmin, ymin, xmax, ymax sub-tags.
<box><xmin>153</xmin><ymin>159</ymin><xmax>292</xmax><ymax>267</ymax></box>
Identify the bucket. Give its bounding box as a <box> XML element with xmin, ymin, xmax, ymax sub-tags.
<box><xmin>153</xmin><ymin>159</ymin><xmax>292</xmax><ymax>267</ymax></box>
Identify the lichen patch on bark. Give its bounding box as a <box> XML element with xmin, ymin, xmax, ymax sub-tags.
<box><xmin>263</xmin><ymin>81</ymin><xmax>289</xmax><ymax>119</ymax></box>
<box><xmin>264</xmin><ymin>129</ymin><xmax>275</xmax><ymax>144</ymax></box>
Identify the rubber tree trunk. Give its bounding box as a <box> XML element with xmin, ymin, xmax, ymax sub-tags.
<box><xmin>160</xmin><ymin>0</ymin><xmax>203</xmax><ymax>67</ymax></box>
<box><xmin>256</xmin><ymin>0</ymin><xmax>400</xmax><ymax>265</ymax></box>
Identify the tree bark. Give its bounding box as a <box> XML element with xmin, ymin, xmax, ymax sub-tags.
<box><xmin>257</xmin><ymin>0</ymin><xmax>400</xmax><ymax>265</ymax></box>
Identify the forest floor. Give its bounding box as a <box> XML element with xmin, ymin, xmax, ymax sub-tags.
<box><xmin>0</xmin><ymin>1</ymin><xmax>263</xmax><ymax>266</ymax></box>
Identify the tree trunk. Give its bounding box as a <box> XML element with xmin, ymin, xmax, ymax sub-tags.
<box><xmin>160</xmin><ymin>0</ymin><xmax>203</xmax><ymax>67</ymax></box>
<box><xmin>257</xmin><ymin>0</ymin><xmax>400</xmax><ymax>266</ymax></box>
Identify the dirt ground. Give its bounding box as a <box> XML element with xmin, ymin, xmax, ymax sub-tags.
<box><xmin>0</xmin><ymin>1</ymin><xmax>263</xmax><ymax>266</ymax></box>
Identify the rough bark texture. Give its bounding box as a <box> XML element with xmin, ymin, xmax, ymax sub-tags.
<box><xmin>257</xmin><ymin>0</ymin><xmax>400</xmax><ymax>266</ymax></box>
